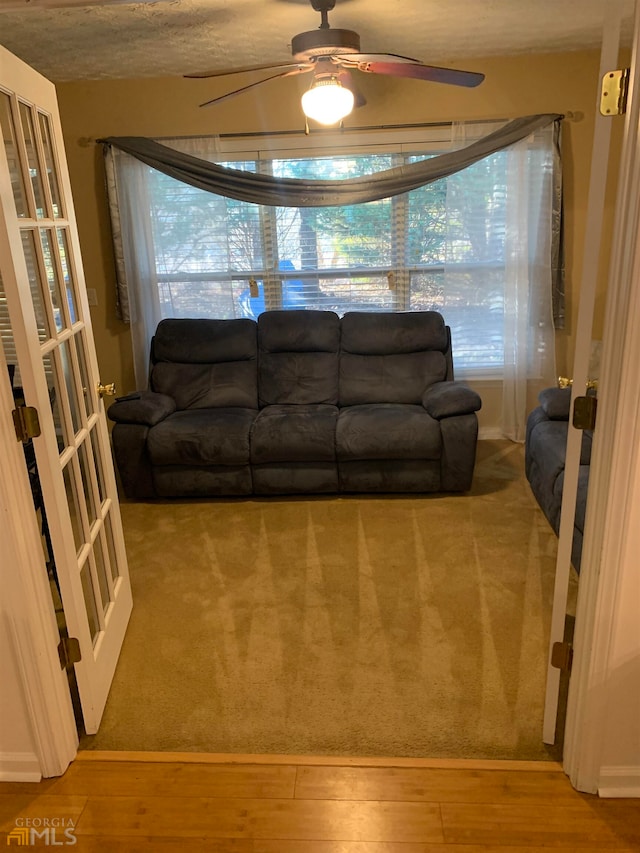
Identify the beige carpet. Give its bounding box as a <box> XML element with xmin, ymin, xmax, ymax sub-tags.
<box><xmin>82</xmin><ymin>440</ymin><xmax>575</xmax><ymax>759</ymax></box>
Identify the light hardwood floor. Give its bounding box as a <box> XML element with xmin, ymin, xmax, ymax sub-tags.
<box><xmin>1</xmin><ymin>753</ymin><xmax>638</xmax><ymax>850</ymax></box>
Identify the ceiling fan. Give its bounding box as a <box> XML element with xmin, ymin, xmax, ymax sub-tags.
<box><xmin>187</xmin><ymin>0</ymin><xmax>484</xmax><ymax>126</ymax></box>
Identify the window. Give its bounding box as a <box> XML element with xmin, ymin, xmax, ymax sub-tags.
<box><xmin>108</xmin><ymin>120</ymin><xmax>558</xmax><ymax>396</ymax></box>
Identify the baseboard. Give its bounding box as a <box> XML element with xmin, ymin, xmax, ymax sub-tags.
<box><xmin>0</xmin><ymin>751</ymin><xmax>42</xmax><ymax>783</ymax></box>
<box><xmin>598</xmin><ymin>765</ymin><xmax>640</xmax><ymax>798</ymax></box>
<box><xmin>478</xmin><ymin>428</ymin><xmax>506</xmax><ymax>440</ymax></box>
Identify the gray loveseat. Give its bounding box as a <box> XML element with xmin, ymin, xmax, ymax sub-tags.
<box><xmin>108</xmin><ymin>310</ymin><xmax>481</xmax><ymax>499</ymax></box>
<box><xmin>525</xmin><ymin>386</ymin><xmax>591</xmax><ymax>573</ymax></box>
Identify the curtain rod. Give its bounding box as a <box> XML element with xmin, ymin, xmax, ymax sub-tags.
<box><xmin>88</xmin><ymin>120</ymin><xmax>462</xmax><ymax>146</ymax></box>
<box><xmin>162</xmin><ymin>120</ymin><xmax>463</xmax><ymax>141</ymax></box>
<box><xmin>154</xmin><ymin>114</ymin><xmax>572</xmax><ymax>142</ymax></box>
<box><xmin>83</xmin><ymin>112</ymin><xmax>577</xmax><ymax>147</ymax></box>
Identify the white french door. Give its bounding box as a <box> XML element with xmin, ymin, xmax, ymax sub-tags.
<box><xmin>0</xmin><ymin>45</ymin><xmax>132</xmax><ymax>734</ymax></box>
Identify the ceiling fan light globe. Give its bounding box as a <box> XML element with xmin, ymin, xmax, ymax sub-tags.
<box><xmin>301</xmin><ymin>79</ymin><xmax>355</xmax><ymax>125</ymax></box>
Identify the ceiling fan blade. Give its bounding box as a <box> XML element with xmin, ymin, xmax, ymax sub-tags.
<box><xmin>340</xmin><ymin>52</ymin><xmax>424</xmax><ymax>64</ymax></box>
<box><xmin>199</xmin><ymin>67</ymin><xmax>313</xmax><ymax>108</ymax></box>
<box><xmin>0</xmin><ymin>0</ymin><xmax>168</xmax><ymax>8</ymax></box>
<box><xmin>342</xmin><ymin>58</ymin><xmax>485</xmax><ymax>88</ymax></box>
<box><xmin>187</xmin><ymin>62</ymin><xmax>312</xmax><ymax>80</ymax></box>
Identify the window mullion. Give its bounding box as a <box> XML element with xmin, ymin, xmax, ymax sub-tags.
<box><xmin>391</xmin><ymin>153</ymin><xmax>410</xmax><ymax>310</ymax></box>
<box><xmin>257</xmin><ymin>160</ymin><xmax>281</xmax><ymax>310</ymax></box>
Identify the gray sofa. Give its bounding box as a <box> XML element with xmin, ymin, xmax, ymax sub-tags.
<box><xmin>525</xmin><ymin>387</ymin><xmax>591</xmax><ymax>573</ymax></box>
<box><xmin>108</xmin><ymin>310</ymin><xmax>482</xmax><ymax>499</ymax></box>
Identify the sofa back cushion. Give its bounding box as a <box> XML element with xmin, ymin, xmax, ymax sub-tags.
<box><xmin>339</xmin><ymin>311</ymin><xmax>450</xmax><ymax>406</ymax></box>
<box><xmin>258</xmin><ymin>310</ymin><xmax>340</xmax><ymax>406</ymax></box>
<box><xmin>150</xmin><ymin>318</ymin><xmax>258</xmax><ymax>410</ymax></box>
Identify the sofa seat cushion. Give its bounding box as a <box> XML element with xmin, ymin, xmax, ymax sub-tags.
<box><xmin>147</xmin><ymin>408</ymin><xmax>256</xmax><ymax>466</ymax></box>
<box><xmin>251</xmin><ymin>404</ymin><xmax>338</xmax><ymax>463</ymax></box>
<box><xmin>336</xmin><ymin>404</ymin><xmax>441</xmax><ymax>461</ymax></box>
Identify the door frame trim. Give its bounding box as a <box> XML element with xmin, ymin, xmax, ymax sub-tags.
<box><xmin>3</xmin><ymin>24</ymin><xmax>640</xmax><ymax>784</ymax></box>
<box><xmin>563</xmin><ymin>0</ymin><xmax>640</xmax><ymax>792</ymax></box>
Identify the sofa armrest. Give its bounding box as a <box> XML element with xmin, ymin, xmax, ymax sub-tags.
<box><xmin>107</xmin><ymin>390</ymin><xmax>176</xmax><ymax>426</ymax></box>
<box><xmin>538</xmin><ymin>386</ymin><xmax>571</xmax><ymax>420</ymax></box>
<box><xmin>422</xmin><ymin>381</ymin><xmax>482</xmax><ymax>420</ymax></box>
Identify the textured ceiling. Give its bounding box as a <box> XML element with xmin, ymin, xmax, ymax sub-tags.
<box><xmin>0</xmin><ymin>0</ymin><xmax>635</xmax><ymax>83</ymax></box>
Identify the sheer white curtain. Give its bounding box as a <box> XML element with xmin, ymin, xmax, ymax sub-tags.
<box><xmin>105</xmin><ymin>137</ymin><xmax>222</xmax><ymax>386</ymax></box>
<box><xmin>444</xmin><ymin>121</ymin><xmax>557</xmax><ymax>441</ymax></box>
<box><xmin>105</xmin><ymin>148</ymin><xmax>160</xmax><ymax>386</ymax></box>
<box><xmin>503</xmin><ymin>126</ymin><xmax>557</xmax><ymax>441</ymax></box>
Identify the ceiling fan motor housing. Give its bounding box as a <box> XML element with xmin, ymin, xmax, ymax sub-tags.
<box><xmin>292</xmin><ymin>28</ymin><xmax>361</xmax><ymax>60</ymax></box>
<box><xmin>310</xmin><ymin>0</ymin><xmax>337</xmax><ymax>11</ymax></box>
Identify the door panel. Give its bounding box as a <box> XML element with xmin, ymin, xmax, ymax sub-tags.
<box><xmin>0</xmin><ymin>45</ymin><xmax>132</xmax><ymax>734</ymax></box>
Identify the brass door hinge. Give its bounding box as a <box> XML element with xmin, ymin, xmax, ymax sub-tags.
<box><xmin>58</xmin><ymin>637</ymin><xmax>81</xmax><ymax>670</ymax></box>
<box><xmin>12</xmin><ymin>405</ymin><xmax>41</xmax><ymax>443</ymax></box>
<box><xmin>573</xmin><ymin>395</ymin><xmax>598</xmax><ymax>430</ymax></box>
<box><xmin>551</xmin><ymin>641</ymin><xmax>573</xmax><ymax>673</ymax></box>
<box><xmin>600</xmin><ymin>69</ymin><xmax>629</xmax><ymax>116</ymax></box>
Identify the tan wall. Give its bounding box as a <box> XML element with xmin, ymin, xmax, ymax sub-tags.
<box><xmin>55</xmin><ymin>49</ymin><xmax>623</xmax><ymax>430</ymax></box>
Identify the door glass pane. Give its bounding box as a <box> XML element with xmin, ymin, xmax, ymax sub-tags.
<box><xmin>39</xmin><ymin>229</ymin><xmax>64</xmax><ymax>331</ymax></box>
<box><xmin>63</xmin><ymin>461</ymin><xmax>83</xmax><ymax>554</ymax></box>
<box><xmin>104</xmin><ymin>512</ymin><xmax>120</xmax><ymax>583</ymax></box>
<box><xmin>90</xmin><ymin>426</ymin><xmax>106</xmax><ymax>504</ymax></box>
<box><xmin>80</xmin><ymin>560</ymin><xmax>99</xmax><ymax>644</ymax></box>
<box><xmin>58</xmin><ymin>339</ymin><xmax>81</xmax><ymax>434</ymax></box>
<box><xmin>78</xmin><ymin>439</ymin><xmax>97</xmax><ymax>527</ymax></box>
<box><xmin>56</xmin><ymin>229</ymin><xmax>77</xmax><ymax>323</ymax></box>
<box><xmin>20</xmin><ymin>230</ymin><xmax>49</xmax><ymax>341</ymax></box>
<box><xmin>74</xmin><ymin>332</ymin><xmax>93</xmax><ymax>418</ymax></box>
<box><xmin>38</xmin><ymin>112</ymin><xmax>62</xmax><ymax>218</ymax></box>
<box><xmin>42</xmin><ymin>352</ymin><xmax>65</xmax><ymax>453</ymax></box>
<box><xmin>0</xmin><ymin>273</ymin><xmax>22</xmax><ymax>389</ymax></box>
<box><xmin>0</xmin><ymin>92</ymin><xmax>28</xmax><ymax>217</ymax></box>
<box><xmin>93</xmin><ymin>534</ymin><xmax>112</xmax><ymax>614</ymax></box>
<box><xmin>18</xmin><ymin>101</ymin><xmax>45</xmax><ymax>219</ymax></box>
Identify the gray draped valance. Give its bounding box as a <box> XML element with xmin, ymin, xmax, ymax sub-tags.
<box><xmin>101</xmin><ymin>113</ymin><xmax>561</xmax><ymax>208</ymax></box>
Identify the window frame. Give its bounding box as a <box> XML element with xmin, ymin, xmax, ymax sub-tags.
<box><xmin>150</xmin><ymin>121</ymin><xmax>545</xmax><ymax>379</ymax></box>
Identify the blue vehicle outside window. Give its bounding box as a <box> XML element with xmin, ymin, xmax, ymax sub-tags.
<box><xmin>238</xmin><ymin>259</ymin><xmax>307</xmax><ymax>319</ymax></box>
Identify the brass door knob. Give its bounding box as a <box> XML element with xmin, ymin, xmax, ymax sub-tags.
<box><xmin>557</xmin><ymin>376</ymin><xmax>598</xmax><ymax>391</ymax></box>
<box><xmin>97</xmin><ymin>382</ymin><xmax>116</xmax><ymax>398</ymax></box>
